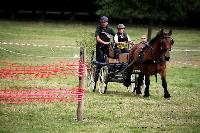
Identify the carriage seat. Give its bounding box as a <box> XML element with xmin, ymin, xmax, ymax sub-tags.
<box><xmin>108</xmin><ymin>43</ymin><xmax>129</xmax><ymax>63</ymax></box>
<box><xmin>119</xmin><ymin>53</ymin><xmax>129</xmax><ymax>63</ymax></box>
<box><xmin>108</xmin><ymin>53</ymin><xmax>129</xmax><ymax>63</ymax></box>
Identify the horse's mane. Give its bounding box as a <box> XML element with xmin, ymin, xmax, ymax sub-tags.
<box><xmin>149</xmin><ymin>34</ymin><xmax>159</xmax><ymax>46</ymax></box>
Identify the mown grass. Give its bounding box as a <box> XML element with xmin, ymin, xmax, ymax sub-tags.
<box><xmin>0</xmin><ymin>20</ymin><xmax>199</xmax><ymax>132</ymax></box>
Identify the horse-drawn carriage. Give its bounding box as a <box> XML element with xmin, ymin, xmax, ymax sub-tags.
<box><xmin>87</xmin><ymin>29</ymin><xmax>174</xmax><ymax>98</ymax></box>
<box><xmin>87</xmin><ymin>47</ymin><xmax>140</xmax><ymax>94</ymax></box>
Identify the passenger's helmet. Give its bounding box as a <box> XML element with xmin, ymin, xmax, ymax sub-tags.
<box><xmin>117</xmin><ymin>24</ymin><xmax>125</xmax><ymax>29</ymax></box>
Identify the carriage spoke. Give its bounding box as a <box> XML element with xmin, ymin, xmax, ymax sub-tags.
<box><xmin>97</xmin><ymin>66</ymin><xmax>108</xmax><ymax>94</ymax></box>
<box><xmin>87</xmin><ymin>67</ymin><xmax>96</xmax><ymax>92</ymax></box>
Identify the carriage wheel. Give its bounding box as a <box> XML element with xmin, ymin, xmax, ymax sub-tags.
<box><xmin>97</xmin><ymin>66</ymin><xmax>108</xmax><ymax>94</ymax></box>
<box><xmin>127</xmin><ymin>73</ymin><xmax>138</xmax><ymax>92</ymax></box>
<box><xmin>87</xmin><ymin>66</ymin><xmax>96</xmax><ymax>92</ymax></box>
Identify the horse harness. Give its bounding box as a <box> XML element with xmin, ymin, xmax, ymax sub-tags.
<box><xmin>137</xmin><ymin>43</ymin><xmax>165</xmax><ymax>64</ymax></box>
<box><xmin>138</xmin><ymin>36</ymin><xmax>173</xmax><ymax>64</ymax></box>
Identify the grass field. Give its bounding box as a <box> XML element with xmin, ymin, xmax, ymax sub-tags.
<box><xmin>0</xmin><ymin>20</ymin><xmax>200</xmax><ymax>133</ymax></box>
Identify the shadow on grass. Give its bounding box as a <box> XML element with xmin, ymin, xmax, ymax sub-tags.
<box><xmin>85</xmin><ymin>86</ymin><xmax>168</xmax><ymax>100</ymax></box>
<box><xmin>86</xmin><ymin>89</ymin><xmax>144</xmax><ymax>98</ymax></box>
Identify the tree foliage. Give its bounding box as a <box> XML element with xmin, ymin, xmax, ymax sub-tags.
<box><xmin>96</xmin><ymin>0</ymin><xmax>200</xmax><ymax>23</ymax></box>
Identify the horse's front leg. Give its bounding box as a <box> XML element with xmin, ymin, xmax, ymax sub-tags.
<box><xmin>160</xmin><ymin>71</ymin><xmax>171</xmax><ymax>98</ymax></box>
<box><xmin>144</xmin><ymin>75</ymin><xmax>150</xmax><ymax>97</ymax></box>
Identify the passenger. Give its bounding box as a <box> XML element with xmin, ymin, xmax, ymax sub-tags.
<box><xmin>140</xmin><ymin>35</ymin><xmax>148</xmax><ymax>44</ymax></box>
<box><xmin>113</xmin><ymin>24</ymin><xmax>133</xmax><ymax>59</ymax></box>
<box><xmin>95</xmin><ymin>16</ymin><xmax>116</xmax><ymax>62</ymax></box>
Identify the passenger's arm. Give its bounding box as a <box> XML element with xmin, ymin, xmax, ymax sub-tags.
<box><xmin>114</xmin><ymin>34</ymin><xmax>119</xmax><ymax>44</ymax></box>
<box><xmin>127</xmin><ymin>34</ymin><xmax>134</xmax><ymax>45</ymax></box>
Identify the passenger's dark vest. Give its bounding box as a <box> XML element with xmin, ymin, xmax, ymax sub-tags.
<box><xmin>117</xmin><ymin>32</ymin><xmax>128</xmax><ymax>42</ymax></box>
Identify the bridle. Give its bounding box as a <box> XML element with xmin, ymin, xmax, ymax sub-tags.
<box><xmin>141</xmin><ymin>33</ymin><xmax>174</xmax><ymax>63</ymax></box>
<box><xmin>159</xmin><ymin>35</ymin><xmax>174</xmax><ymax>52</ymax></box>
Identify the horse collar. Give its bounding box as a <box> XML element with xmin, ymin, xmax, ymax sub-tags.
<box><xmin>138</xmin><ymin>44</ymin><xmax>150</xmax><ymax>63</ymax></box>
<box><xmin>138</xmin><ymin>44</ymin><xmax>167</xmax><ymax>64</ymax></box>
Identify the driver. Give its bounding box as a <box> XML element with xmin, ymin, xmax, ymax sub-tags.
<box><xmin>113</xmin><ymin>24</ymin><xmax>133</xmax><ymax>59</ymax></box>
<box><xmin>95</xmin><ymin>16</ymin><xmax>116</xmax><ymax>62</ymax></box>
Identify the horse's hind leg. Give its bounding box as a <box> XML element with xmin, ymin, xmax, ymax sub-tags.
<box><xmin>123</xmin><ymin>67</ymin><xmax>133</xmax><ymax>87</ymax></box>
<box><xmin>144</xmin><ymin>76</ymin><xmax>150</xmax><ymax>97</ymax></box>
<box><xmin>134</xmin><ymin>72</ymin><xmax>143</xmax><ymax>94</ymax></box>
<box><xmin>123</xmin><ymin>72</ymin><xmax>132</xmax><ymax>87</ymax></box>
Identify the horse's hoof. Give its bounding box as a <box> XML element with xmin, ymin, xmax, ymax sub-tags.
<box><xmin>124</xmin><ymin>83</ymin><xmax>130</xmax><ymax>87</ymax></box>
<box><xmin>164</xmin><ymin>93</ymin><xmax>171</xmax><ymax>98</ymax></box>
<box><xmin>144</xmin><ymin>94</ymin><xmax>150</xmax><ymax>97</ymax></box>
<box><xmin>136</xmin><ymin>90</ymin><xmax>142</xmax><ymax>95</ymax></box>
<box><xmin>133</xmin><ymin>87</ymin><xmax>142</xmax><ymax>94</ymax></box>
<box><xmin>123</xmin><ymin>81</ymin><xmax>131</xmax><ymax>87</ymax></box>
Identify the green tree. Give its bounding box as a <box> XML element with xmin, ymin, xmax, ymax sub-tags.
<box><xmin>96</xmin><ymin>0</ymin><xmax>199</xmax><ymax>40</ymax></box>
<box><xmin>186</xmin><ymin>0</ymin><xmax>200</xmax><ymax>23</ymax></box>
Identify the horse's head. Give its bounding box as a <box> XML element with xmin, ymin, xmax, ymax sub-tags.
<box><xmin>157</xmin><ymin>29</ymin><xmax>174</xmax><ymax>61</ymax></box>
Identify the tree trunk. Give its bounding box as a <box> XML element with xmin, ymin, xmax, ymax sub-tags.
<box><xmin>147</xmin><ymin>19</ymin><xmax>153</xmax><ymax>42</ymax></box>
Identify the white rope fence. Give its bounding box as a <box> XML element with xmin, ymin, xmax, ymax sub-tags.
<box><xmin>172</xmin><ymin>49</ymin><xmax>200</xmax><ymax>52</ymax></box>
<box><xmin>0</xmin><ymin>41</ymin><xmax>199</xmax><ymax>66</ymax></box>
<box><xmin>171</xmin><ymin>48</ymin><xmax>200</xmax><ymax>67</ymax></box>
<box><xmin>0</xmin><ymin>41</ymin><xmax>79</xmax><ymax>59</ymax></box>
<box><xmin>0</xmin><ymin>41</ymin><xmax>76</xmax><ymax>48</ymax></box>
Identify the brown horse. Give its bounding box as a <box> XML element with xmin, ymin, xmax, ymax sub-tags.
<box><xmin>123</xmin><ymin>29</ymin><xmax>174</xmax><ymax>98</ymax></box>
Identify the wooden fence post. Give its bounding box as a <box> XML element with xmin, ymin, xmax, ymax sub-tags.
<box><xmin>77</xmin><ymin>47</ymin><xmax>85</xmax><ymax>121</ymax></box>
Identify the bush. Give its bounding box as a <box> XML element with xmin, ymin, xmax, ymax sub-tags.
<box><xmin>76</xmin><ymin>32</ymin><xmax>96</xmax><ymax>63</ymax></box>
